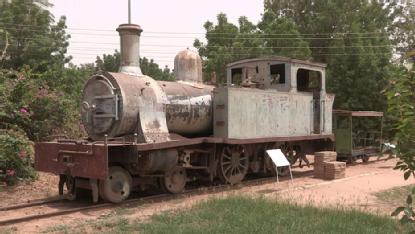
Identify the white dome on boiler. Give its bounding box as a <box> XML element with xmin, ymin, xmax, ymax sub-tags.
<box><xmin>174</xmin><ymin>49</ymin><xmax>203</xmax><ymax>83</ymax></box>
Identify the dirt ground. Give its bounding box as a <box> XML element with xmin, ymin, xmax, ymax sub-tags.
<box><xmin>1</xmin><ymin>156</ymin><xmax>413</xmax><ymax>233</ymax></box>
<box><xmin>0</xmin><ymin>172</ymin><xmax>59</xmax><ymax>207</ymax></box>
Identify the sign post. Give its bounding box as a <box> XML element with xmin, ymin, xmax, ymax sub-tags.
<box><xmin>266</xmin><ymin>149</ymin><xmax>293</xmax><ymax>183</ymax></box>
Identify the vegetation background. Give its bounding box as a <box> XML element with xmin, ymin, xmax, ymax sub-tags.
<box><xmin>0</xmin><ymin>0</ymin><xmax>414</xmax><ymax>225</ymax></box>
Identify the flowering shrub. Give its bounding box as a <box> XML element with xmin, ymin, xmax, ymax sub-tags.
<box><xmin>0</xmin><ymin>68</ymin><xmax>85</xmax><ymax>141</ymax></box>
<box><xmin>0</xmin><ymin>128</ymin><xmax>37</xmax><ymax>185</ymax></box>
<box><xmin>0</xmin><ymin>68</ymin><xmax>86</xmax><ymax>186</ymax></box>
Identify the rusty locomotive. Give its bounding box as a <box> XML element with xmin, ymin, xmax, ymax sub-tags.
<box><xmin>35</xmin><ymin>23</ymin><xmax>335</xmax><ymax>203</ymax></box>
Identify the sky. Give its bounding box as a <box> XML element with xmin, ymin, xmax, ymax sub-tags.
<box><xmin>49</xmin><ymin>0</ymin><xmax>264</xmax><ymax>68</ymax></box>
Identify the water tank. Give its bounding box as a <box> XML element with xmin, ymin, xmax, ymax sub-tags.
<box><xmin>174</xmin><ymin>49</ymin><xmax>203</xmax><ymax>83</ymax></box>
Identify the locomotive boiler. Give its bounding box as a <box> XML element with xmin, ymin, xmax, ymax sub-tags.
<box><xmin>81</xmin><ymin>24</ymin><xmax>214</xmax><ymax>143</ymax></box>
<box><xmin>35</xmin><ymin>22</ymin><xmax>335</xmax><ymax>203</ymax></box>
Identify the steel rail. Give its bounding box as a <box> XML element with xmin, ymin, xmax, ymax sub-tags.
<box><xmin>0</xmin><ymin>198</ymin><xmax>66</xmax><ymax>212</ymax></box>
<box><xmin>0</xmin><ymin>174</ymin><xmax>298</xmax><ymax>226</ymax></box>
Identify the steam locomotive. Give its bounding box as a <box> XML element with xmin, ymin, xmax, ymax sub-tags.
<box><xmin>35</xmin><ymin>23</ymin><xmax>334</xmax><ymax>203</ymax></box>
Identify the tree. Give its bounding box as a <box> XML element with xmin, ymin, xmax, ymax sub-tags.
<box><xmin>194</xmin><ymin>13</ymin><xmax>241</xmax><ymax>83</ymax></box>
<box><xmin>386</xmin><ymin>1</ymin><xmax>415</xmax><ymax>55</ymax></box>
<box><xmin>194</xmin><ymin>13</ymin><xmax>310</xmax><ymax>83</ymax></box>
<box><xmin>95</xmin><ymin>51</ymin><xmax>120</xmax><ymax>72</ymax></box>
<box><xmin>258</xmin><ymin>11</ymin><xmax>311</xmax><ymax>59</ymax></box>
<box><xmin>0</xmin><ymin>0</ymin><xmax>70</xmax><ymax>72</ymax></box>
<box><xmin>0</xmin><ymin>1</ymin><xmax>88</xmax><ymax>185</ymax></box>
<box><xmin>140</xmin><ymin>57</ymin><xmax>174</xmax><ymax>81</ymax></box>
<box><xmin>387</xmin><ymin>56</ymin><xmax>415</xmax><ymax>226</ymax></box>
<box><xmin>95</xmin><ymin>50</ymin><xmax>174</xmax><ymax>81</ymax></box>
<box><xmin>264</xmin><ymin>0</ymin><xmax>394</xmax><ymax>111</ymax></box>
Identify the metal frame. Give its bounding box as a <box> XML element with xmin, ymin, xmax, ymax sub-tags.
<box><xmin>333</xmin><ymin>110</ymin><xmax>384</xmax><ymax>162</ymax></box>
<box><xmin>275</xmin><ymin>165</ymin><xmax>293</xmax><ymax>184</ymax></box>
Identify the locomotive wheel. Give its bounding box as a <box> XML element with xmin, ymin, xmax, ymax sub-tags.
<box><xmin>99</xmin><ymin>166</ymin><xmax>132</xmax><ymax>203</ymax></box>
<box><xmin>280</xmin><ymin>143</ymin><xmax>303</xmax><ymax>176</ymax></box>
<box><xmin>288</xmin><ymin>145</ymin><xmax>309</xmax><ymax>168</ymax></box>
<box><xmin>159</xmin><ymin>166</ymin><xmax>187</xmax><ymax>194</ymax></box>
<box><xmin>65</xmin><ymin>176</ymin><xmax>77</xmax><ymax>201</ymax></box>
<box><xmin>265</xmin><ymin>157</ymin><xmax>290</xmax><ymax>177</ymax></box>
<box><xmin>265</xmin><ymin>143</ymin><xmax>292</xmax><ymax>177</ymax></box>
<box><xmin>362</xmin><ymin>155</ymin><xmax>370</xmax><ymax>163</ymax></box>
<box><xmin>64</xmin><ymin>176</ymin><xmax>95</xmax><ymax>201</ymax></box>
<box><xmin>264</xmin><ymin>155</ymin><xmax>277</xmax><ymax>176</ymax></box>
<box><xmin>218</xmin><ymin>145</ymin><xmax>249</xmax><ymax>184</ymax></box>
<box><xmin>347</xmin><ymin>156</ymin><xmax>357</xmax><ymax>164</ymax></box>
<box><xmin>276</xmin><ymin>166</ymin><xmax>290</xmax><ymax>176</ymax></box>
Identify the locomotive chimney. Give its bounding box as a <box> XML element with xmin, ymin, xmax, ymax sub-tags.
<box><xmin>116</xmin><ymin>24</ymin><xmax>143</xmax><ymax>76</ymax></box>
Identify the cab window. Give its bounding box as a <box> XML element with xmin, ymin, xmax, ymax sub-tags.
<box><xmin>297</xmin><ymin>69</ymin><xmax>321</xmax><ymax>92</ymax></box>
<box><xmin>270</xmin><ymin>64</ymin><xmax>285</xmax><ymax>85</ymax></box>
<box><xmin>231</xmin><ymin>68</ymin><xmax>242</xmax><ymax>85</ymax></box>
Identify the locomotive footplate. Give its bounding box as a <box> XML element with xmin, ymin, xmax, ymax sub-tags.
<box><xmin>35</xmin><ymin>134</ymin><xmax>334</xmax><ymax>179</ymax></box>
<box><xmin>35</xmin><ymin>141</ymin><xmax>109</xmax><ymax>180</ymax></box>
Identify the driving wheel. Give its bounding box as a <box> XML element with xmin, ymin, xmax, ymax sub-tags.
<box><xmin>159</xmin><ymin>166</ymin><xmax>187</xmax><ymax>194</ymax></box>
<box><xmin>264</xmin><ymin>143</ymin><xmax>292</xmax><ymax>176</ymax></box>
<box><xmin>218</xmin><ymin>145</ymin><xmax>249</xmax><ymax>184</ymax></box>
<box><xmin>99</xmin><ymin>166</ymin><xmax>132</xmax><ymax>203</ymax></box>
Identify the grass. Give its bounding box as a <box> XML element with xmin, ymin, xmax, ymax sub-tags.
<box><xmin>43</xmin><ymin>224</ymin><xmax>71</xmax><ymax>234</ymax></box>
<box><xmin>0</xmin><ymin>227</ymin><xmax>17</xmax><ymax>234</ymax></box>
<box><xmin>375</xmin><ymin>185</ymin><xmax>415</xmax><ymax>207</ymax></box>
<box><xmin>79</xmin><ymin>196</ymin><xmax>406</xmax><ymax>234</ymax></box>
<box><xmin>42</xmin><ymin>206</ymin><xmax>136</xmax><ymax>234</ymax></box>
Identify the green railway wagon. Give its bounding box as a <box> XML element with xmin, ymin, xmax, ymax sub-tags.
<box><xmin>333</xmin><ymin>110</ymin><xmax>383</xmax><ymax>163</ymax></box>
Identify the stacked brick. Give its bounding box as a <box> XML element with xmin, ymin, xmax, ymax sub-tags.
<box><xmin>323</xmin><ymin>161</ymin><xmax>346</xmax><ymax>180</ymax></box>
<box><xmin>314</xmin><ymin>151</ymin><xmax>346</xmax><ymax>180</ymax></box>
<box><xmin>314</xmin><ymin>151</ymin><xmax>337</xmax><ymax>178</ymax></box>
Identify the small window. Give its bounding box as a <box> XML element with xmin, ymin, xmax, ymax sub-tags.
<box><xmin>270</xmin><ymin>64</ymin><xmax>285</xmax><ymax>85</ymax></box>
<box><xmin>231</xmin><ymin>68</ymin><xmax>243</xmax><ymax>85</ymax></box>
<box><xmin>297</xmin><ymin>69</ymin><xmax>321</xmax><ymax>92</ymax></box>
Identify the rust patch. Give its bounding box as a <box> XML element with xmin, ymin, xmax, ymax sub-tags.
<box><xmin>146</xmin><ymin>119</ymin><xmax>161</xmax><ymax>129</ymax></box>
<box><xmin>35</xmin><ymin>142</ymin><xmax>108</xmax><ymax>180</ymax></box>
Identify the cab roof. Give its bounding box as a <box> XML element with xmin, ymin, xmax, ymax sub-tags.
<box><xmin>226</xmin><ymin>56</ymin><xmax>327</xmax><ymax>69</ymax></box>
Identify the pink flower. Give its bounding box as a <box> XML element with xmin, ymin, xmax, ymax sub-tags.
<box><xmin>20</xmin><ymin>108</ymin><xmax>28</xmax><ymax>114</ymax></box>
<box><xmin>0</xmin><ymin>170</ymin><xmax>3</xmax><ymax>174</ymax></box>
<box><xmin>18</xmin><ymin>74</ymin><xmax>25</xmax><ymax>81</ymax></box>
<box><xmin>37</xmin><ymin>88</ymin><xmax>49</xmax><ymax>98</ymax></box>
<box><xmin>6</xmin><ymin>169</ymin><xmax>15</xmax><ymax>177</ymax></box>
<box><xmin>19</xmin><ymin>150</ymin><xmax>27</xmax><ymax>158</ymax></box>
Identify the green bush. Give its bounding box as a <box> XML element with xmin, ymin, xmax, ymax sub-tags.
<box><xmin>0</xmin><ymin>128</ymin><xmax>37</xmax><ymax>186</ymax></box>
<box><xmin>386</xmin><ymin>61</ymin><xmax>415</xmax><ymax>227</ymax></box>
<box><xmin>0</xmin><ymin>68</ymin><xmax>85</xmax><ymax>141</ymax></box>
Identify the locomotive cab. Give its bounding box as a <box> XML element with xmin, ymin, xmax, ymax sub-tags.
<box><xmin>214</xmin><ymin>57</ymin><xmax>334</xmax><ymax>139</ymax></box>
<box><xmin>226</xmin><ymin>57</ymin><xmax>326</xmax><ymax>93</ymax></box>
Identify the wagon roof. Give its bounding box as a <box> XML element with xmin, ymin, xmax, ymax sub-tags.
<box><xmin>226</xmin><ymin>56</ymin><xmax>327</xmax><ymax>69</ymax></box>
<box><xmin>333</xmin><ymin>109</ymin><xmax>384</xmax><ymax>117</ymax></box>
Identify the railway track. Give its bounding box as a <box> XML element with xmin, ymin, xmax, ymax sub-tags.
<box><xmin>0</xmin><ymin>160</ymin><xmax>386</xmax><ymax>227</ymax></box>
<box><xmin>0</xmin><ymin>197</ymin><xmax>65</xmax><ymax>212</ymax></box>
<box><xmin>0</xmin><ymin>173</ymin><xmax>305</xmax><ymax>227</ymax></box>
